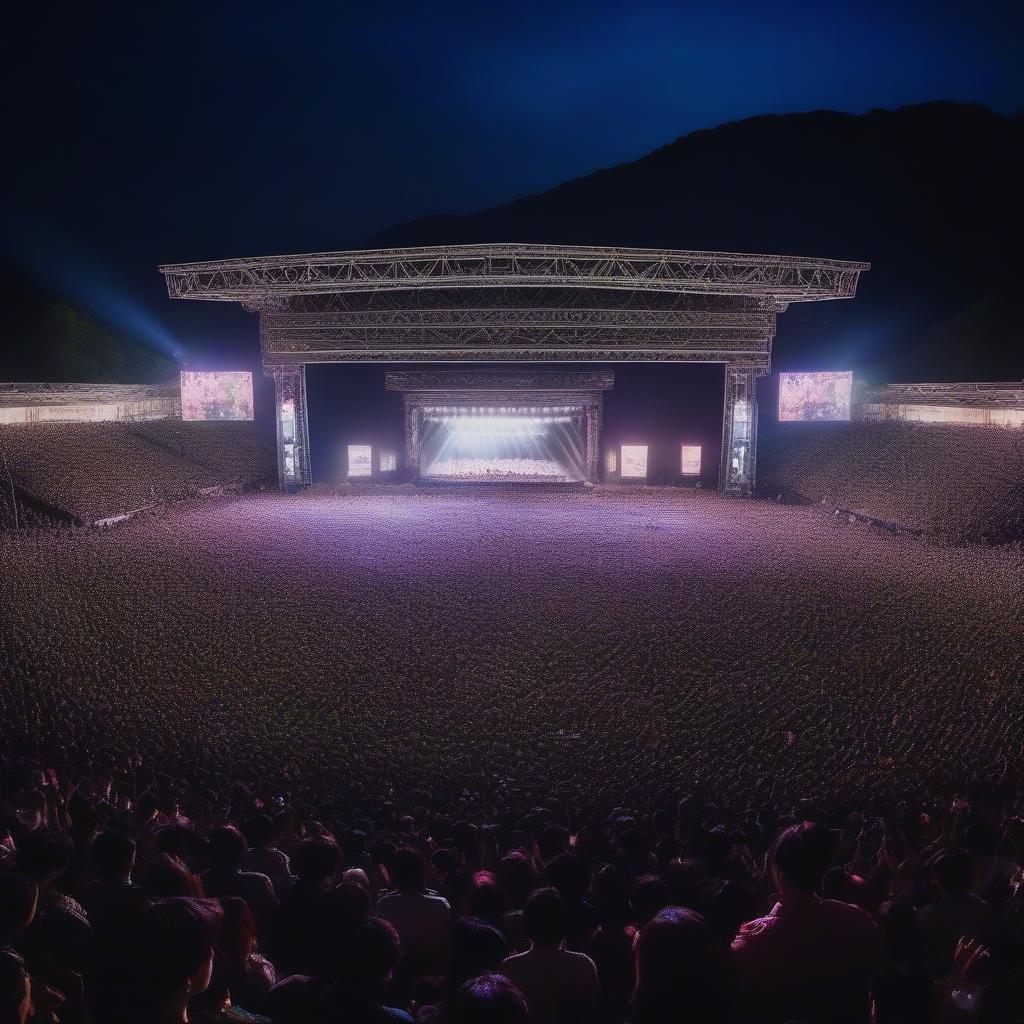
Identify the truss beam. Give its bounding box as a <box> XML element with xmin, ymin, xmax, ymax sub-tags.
<box><xmin>161</xmin><ymin>243</ymin><xmax>867</xmax><ymax>303</ymax></box>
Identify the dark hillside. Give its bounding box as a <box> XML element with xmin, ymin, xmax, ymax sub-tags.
<box><xmin>369</xmin><ymin>103</ymin><xmax>1023</xmax><ymax>382</ymax></box>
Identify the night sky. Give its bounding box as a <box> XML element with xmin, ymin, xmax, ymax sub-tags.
<box><xmin>3</xmin><ymin>0</ymin><xmax>1022</xmax><ymax>368</ymax></box>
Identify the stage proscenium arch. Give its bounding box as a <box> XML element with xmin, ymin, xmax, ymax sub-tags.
<box><xmin>159</xmin><ymin>243</ymin><xmax>868</xmax><ymax>496</ymax></box>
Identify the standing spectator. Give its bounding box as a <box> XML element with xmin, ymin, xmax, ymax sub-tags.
<box><xmin>917</xmin><ymin>848</ymin><xmax>994</xmax><ymax>979</ymax></box>
<box><xmin>377</xmin><ymin>847</ymin><xmax>451</xmax><ymax>981</ymax></box>
<box><xmin>242</xmin><ymin>815</ymin><xmax>291</xmax><ymax>884</ymax></box>
<box><xmin>80</xmin><ymin>830</ymin><xmax>146</xmax><ymax>935</ymax></box>
<box><xmin>202</xmin><ymin>826</ymin><xmax>278</xmax><ymax>946</ymax></box>
<box><xmin>501</xmin><ymin>887</ymin><xmax>601</xmax><ymax>1024</ymax></box>
<box><xmin>630</xmin><ymin>907</ymin><xmax>732</xmax><ymax>1024</ymax></box>
<box><xmin>731</xmin><ymin>821</ymin><xmax>882</xmax><ymax>1023</ymax></box>
<box><xmin>273</xmin><ymin>836</ymin><xmax>342</xmax><ymax>976</ymax></box>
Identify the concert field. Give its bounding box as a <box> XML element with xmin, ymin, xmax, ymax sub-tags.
<box><xmin>2</xmin><ymin>488</ymin><xmax>1022</xmax><ymax>808</ymax></box>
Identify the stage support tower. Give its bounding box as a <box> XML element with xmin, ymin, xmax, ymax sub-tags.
<box><xmin>269</xmin><ymin>364</ymin><xmax>311</xmax><ymax>487</ymax></box>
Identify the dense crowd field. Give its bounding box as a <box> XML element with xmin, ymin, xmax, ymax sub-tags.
<box><xmin>0</xmin><ymin>421</ymin><xmax>275</xmax><ymax>524</ymax></box>
<box><xmin>758</xmin><ymin>422</ymin><xmax>1024</xmax><ymax>544</ymax></box>
<box><xmin>2</xmin><ymin>488</ymin><xmax>1022</xmax><ymax>809</ymax></box>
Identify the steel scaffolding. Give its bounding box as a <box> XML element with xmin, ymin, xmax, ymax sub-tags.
<box><xmin>160</xmin><ymin>243</ymin><xmax>868</xmax><ymax>495</ymax></box>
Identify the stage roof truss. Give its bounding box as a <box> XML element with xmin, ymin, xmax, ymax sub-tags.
<box><xmin>160</xmin><ymin>243</ymin><xmax>867</xmax><ymax>303</ymax></box>
<box><xmin>159</xmin><ymin>242</ymin><xmax>868</xmax><ymax>496</ymax></box>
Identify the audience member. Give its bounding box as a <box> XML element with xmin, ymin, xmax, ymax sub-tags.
<box><xmin>501</xmin><ymin>887</ymin><xmax>601</xmax><ymax>1024</ymax></box>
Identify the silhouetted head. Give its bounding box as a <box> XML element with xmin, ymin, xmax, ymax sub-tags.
<box><xmin>333</xmin><ymin>916</ymin><xmax>401</xmax><ymax>992</ymax></box>
<box><xmin>207</xmin><ymin>826</ymin><xmax>247</xmax><ymax>871</ymax></box>
<box><xmin>439</xmin><ymin>973</ymin><xmax>531</xmax><ymax>1024</ymax></box>
<box><xmin>537</xmin><ymin>825</ymin><xmax>570</xmax><ymax>862</ymax></box>
<box><xmin>770</xmin><ymin>822</ymin><xmax>838</xmax><ymax>894</ymax></box>
<box><xmin>129</xmin><ymin>897</ymin><xmax>223</xmax><ymax>1017</ymax></box>
<box><xmin>499</xmin><ymin>851</ymin><xmax>538</xmax><ymax>910</ymax></box>
<box><xmin>242</xmin><ymin>814</ymin><xmax>277</xmax><ymax>849</ymax></box>
<box><xmin>632</xmin><ymin>874</ymin><xmax>670</xmax><ymax>927</ymax></box>
<box><xmin>450</xmin><ymin>916</ymin><xmax>509</xmax><ymax>988</ymax></box>
<box><xmin>932</xmin><ymin>849</ymin><xmax>973</xmax><ymax>897</ymax></box>
<box><xmin>91</xmin><ymin>830</ymin><xmax>136</xmax><ymax>882</ymax></box>
<box><xmin>468</xmin><ymin>870</ymin><xmax>507</xmax><ymax>919</ymax></box>
<box><xmin>292</xmin><ymin>836</ymin><xmax>342</xmax><ymax>885</ymax></box>
<box><xmin>524</xmin><ymin>886</ymin><xmax>567</xmax><ymax>947</ymax></box>
<box><xmin>389</xmin><ymin>846</ymin><xmax>427</xmax><ymax>892</ymax></box>
<box><xmin>632</xmin><ymin>907</ymin><xmax>729</xmax><ymax>1024</ymax></box>
<box><xmin>15</xmin><ymin>831</ymin><xmax>74</xmax><ymax>888</ymax></box>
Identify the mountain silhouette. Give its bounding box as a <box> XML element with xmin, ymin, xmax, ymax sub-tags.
<box><xmin>367</xmin><ymin>102</ymin><xmax>1022</xmax><ymax>383</ymax></box>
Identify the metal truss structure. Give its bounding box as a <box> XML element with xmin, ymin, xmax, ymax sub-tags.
<box><xmin>861</xmin><ymin>382</ymin><xmax>1024</xmax><ymax>408</ymax></box>
<box><xmin>161</xmin><ymin>244</ymin><xmax>867</xmax><ymax>302</ymax></box>
<box><xmin>0</xmin><ymin>381</ymin><xmax>180</xmax><ymax>407</ymax></box>
<box><xmin>387</xmin><ymin>371</ymin><xmax>611</xmax><ymax>484</ymax></box>
<box><xmin>160</xmin><ymin>243</ymin><xmax>868</xmax><ymax>496</ymax></box>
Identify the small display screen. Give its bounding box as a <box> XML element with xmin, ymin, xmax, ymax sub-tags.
<box><xmin>180</xmin><ymin>371</ymin><xmax>254</xmax><ymax>421</ymax></box>
<box><xmin>778</xmin><ymin>371</ymin><xmax>853</xmax><ymax>422</ymax></box>
<box><xmin>620</xmin><ymin>445</ymin><xmax>648</xmax><ymax>479</ymax></box>
<box><xmin>348</xmin><ymin>444</ymin><xmax>372</xmax><ymax>477</ymax></box>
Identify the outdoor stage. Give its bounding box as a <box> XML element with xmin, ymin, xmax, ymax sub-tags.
<box><xmin>160</xmin><ymin>243</ymin><xmax>868</xmax><ymax>496</ymax></box>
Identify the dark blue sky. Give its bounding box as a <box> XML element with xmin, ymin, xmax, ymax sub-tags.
<box><xmin>3</xmin><ymin>0</ymin><xmax>1022</xmax><ymax>361</ymax></box>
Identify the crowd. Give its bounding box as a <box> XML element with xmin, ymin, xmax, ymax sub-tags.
<box><xmin>0</xmin><ymin>422</ymin><xmax>274</xmax><ymax>525</ymax></box>
<box><xmin>1</xmin><ymin>753</ymin><xmax>1024</xmax><ymax>1023</ymax></box>
<box><xmin>3</xmin><ymin>488</ymin><xmax>1021</xmax><ymax>806</ymax></box>
<box><xmin>1</xmin><ymin>482</ymin><xmax>1023</xmax><ymax>1021</ymax></box>
<box><xmin>424</xmin><ymin>457</ymin><xmax>570</xmax><ymax>482</ymax></box>
<box><xmin>757</xmin><ymin>421</ymin><xmax>1024</xmax><ymax>544</ymax></box>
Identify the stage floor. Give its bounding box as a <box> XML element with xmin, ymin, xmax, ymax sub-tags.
<box><xmin>3</xmin><ymin>489</ymin><xmax>1022</xmax><ymax>804</ymax></box>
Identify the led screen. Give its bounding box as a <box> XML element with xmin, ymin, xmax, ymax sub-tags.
<box><xmin>180</xmin><ymin>371</ymin><xmax>254</xmax><ymax>421</ymax></box>
<box><xmin>348</xmin><ymin>444</ymin><xmax>372</xmax><ymax>477</ymax></box>
<box><xmin>606</xmin><ymin>450</ymin><xmax>617</xmax><ymax>474</ymax></box>
<box><xmin>380</xmin><ymin>452</ymin><xmax>397</xmax><ymax>472</ymax></box>
<box><xmin>419</xmin><ymin>407</ymin><xmax>587</xmax><ymax>482</ymax></box>
<box><xmin>778</xmin><ymin>371</ymin><xmax>852</xmax><ymax>422</ymax></box>
<box><xmin>620</xmin><ymin>445</ymin><xmax>648</xmax><ymax>479</ymax></box>
<box><xmin>680</xmin><ymin>444</ymin><xmax>702</xmax><ymax>475</ymax></box>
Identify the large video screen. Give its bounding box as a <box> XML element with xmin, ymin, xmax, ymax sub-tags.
<box><xmin>419</xmin><ymin>408</ymin><xmax>587</xmax><ymax>483</ymax></box>
<box><xmin>778</xmin><ymin>371</ymin><xmax>852</xmax><ymax>422</ymax></box>
<box><xmin>180</xmin><ymin>371</ymin><xmax>254</xmax><ymax>421</ymax></box>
